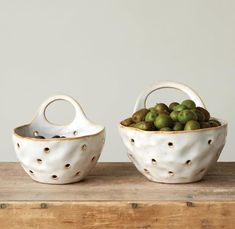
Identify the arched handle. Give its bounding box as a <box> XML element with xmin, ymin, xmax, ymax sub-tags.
<box><xmin>32</xmin><ymin>95</ymin><xmax>90</xmax><ymax>128</ymax></box>
<box><xmin>134</xmin><ymin>81</ymin><xmax>206</xmax><ymax>112</ymax></box>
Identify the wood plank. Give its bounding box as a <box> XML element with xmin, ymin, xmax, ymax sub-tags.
<box><xmin>0</xmin><ymin>162</ymin><xmax>235</xmax><ymax>201</ymax></box>
<box><xmin>0</xmin><ymin>201</ymin><xmax>234</xmax><ymax>229</ymax></box>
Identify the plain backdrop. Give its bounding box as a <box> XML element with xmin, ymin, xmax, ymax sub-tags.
<box><xmin>0</xmin><ymin>0</ymin><xmax>234</xmax><ymax>162</ymax></box>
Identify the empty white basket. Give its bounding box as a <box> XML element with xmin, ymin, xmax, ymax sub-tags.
<box><xmin>13</xmin><ymin>95</ymin><xmax>105</xmax><ymax>184</ymax></box>
<box><xmin>119</xmin><ymin>82</ymin><xmax>227</xmax><ymax>183</ymax></box>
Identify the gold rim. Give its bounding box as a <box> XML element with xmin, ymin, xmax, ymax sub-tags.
<box><xmin>13</xmin><ymin>124</ymin><xmax>105</xmax><ymax>141</ymax></box>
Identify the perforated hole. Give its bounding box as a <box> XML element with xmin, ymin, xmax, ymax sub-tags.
<box><xmin>65</xmin><ymin>164</ymin><xmax>71</xmax><ymax>169</ymax></box>
<box><xmin>144</xmin><ymin>168</ymin><xmax>150</xmax><ymax>174</ymax></box>
<box><xmin>44</xmin><ymin>147</ymin><xmax>50</xmax><ymax>153</ymax></box>
<box><xmin>33</xmin><ymin>131</ymin><xmax>39</xmax><ymax>137</ymax></box>
<box><xmin>37</xmin><ymin>159</ymin><xmax>42</xmax><ymax>164</ymax></box>
<box><xmin>81</xmin><ymin>144</ymin><xmax>87</xmax><ymax>151</ymax></box>
<box><xmin>17</xmin><ymin>143</ymin><xmax>20</xmax><ymax>149</ymax></box>
<box><xmin>168</xmin><ymin>171</ymin><xmax>174</xmax><ymax>176</ymax></box>
<box><xmin>73</xmin><ymin>131</ymin><xmax>78</xmax><ymax>136</ymax></box>
<box><xmin>130</xmin><ymin>139</ymin><xmax>135</xmax><ymax>145</ymax></box>
<box><xmin>186</xmin><ymin>160</ymin><xmax>192</xmax><ymax>165</ymax></box>
<box><xmin>75</xmin><ymin>171</ymin><xmax>80</xmax><ymax>176</ymax></box>
<box><xmin>152</xmin><ymin>158</ymin><xmax>157</xmax><ymax>165</ymax></box>
<box><xmin>208</xmin><ymin>139</ymin><xmax>213</xmax><ymax>145</ymax></box>
<box><xmin>29</xmin><ymin>170</ymin><xmax>34</xmax><ymax>174</ymax></box>
<box><xmin>51</xmin><ymin>175</ymin><xmax>58</xmax><ymax>180</ymax></box>
<box><xmin>91</xmin><ymin>156</ymin><xmax>96</xmax><ymax>162</ymax></box>
<box><xmin>168</xmin><ymin>142</ymin><xmax>173</xmax><ymax>147</ymax></box>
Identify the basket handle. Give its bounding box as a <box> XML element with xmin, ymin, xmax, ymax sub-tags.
<box><xmin>134</xmin><ymin>81</ymin><xmax>206</xmax><ymax>112</ymax></box>
<box><xmin>32</xmin><ymin>95</ymin><xmax>90</xmax><ymax>128</ymax></box>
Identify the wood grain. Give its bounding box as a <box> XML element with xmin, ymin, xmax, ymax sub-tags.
<box><xmin>0</xmin><ymin>162</ymin><xmax>234</xmax><ymax>228</ymax></box>
<box><xmin>0</xmin><ymin>201</ymin><xmax>234</xmax><ymax>229</ymax></box>
<box><xmin>0</xmin><ymin>162</ymin><xmax>234</xmax><ymax>201</ymax></box>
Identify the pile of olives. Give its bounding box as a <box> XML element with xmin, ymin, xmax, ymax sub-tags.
<box><xmin>34</xmin><ymin>135</ymin><xmax>66</xmax><ymax>139</ymax></box>
<box><xmin>121</xmin><ymin>100</ymin><xmax>221</xmax><ymax>131</ymax></box>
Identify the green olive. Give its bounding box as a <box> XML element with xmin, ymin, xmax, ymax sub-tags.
<box><xmin>121</xmin><ymin>117</ymin><xmax>134</xmax><ymax>127</ymax></box>
<box><xmin>170</xmin><ymin>111</ymin><xmax>179</xmax><ymax>122</ymax></box>
<box><xmin>184</xmin><ymin>120</ymin><xmax>200</xmax><ymax>130</ymax></box>
<box><xmin>145</xmin><ymin>111</ymin><xmax>158</xmax><ymax>122</ymax></box>
<box><xmin>35</xmin><ymin>136</ymin><xmax>45</xmax><ymax>139</ymax></box>
<box><xmin>160</xmin><ymin>127</ymin><xmax>172</xmax><ymax>131</ymax></box>
<box><xmin>178</xmin><ymin>110</ymin><xmax>198</xmax><ymax>124</ymax></box>
<box><xmin>132</xmin><ymin>108</ymin><xmax>149</xmax><ymax>123</ymax></box>
<box><xmin>192</xmin><ymin>109</ymin><xmax>205</xmax><ymax>122</ymax></box>
<box><xmin>196</xmin><ymin>107</ymin><xmax>210</xmax><ymax>122</ymax></box>
<box><xmin>209</xmin><ymin>119</ymin><xmax>221</xmax><ymax>126</ymax></box>
<box><xmin>169</xmin><ymin>102</ymin><xmax>179</xmax><ymax>111</ymax></box>
<box><xmin>52</xmin><ymin>135</ymin><xmax>61</xmax><ymax>138</ymax></box>
<box><xmin>149</xmin><ymin>107</ymin><xmax>157</xmax><ymax>112</ymax></box>
<box><xmin>174</xmin><ymin>104</ymin><xmax>187</xmax><ymax>112</ymax></box>
<box><xmin>134</xmin><ymin>121</ymin><xmax>156</xmax><ymax>131</ymax></box>
<box><xmin>200</xmin><ymin>122</ymin><xmax>211</xmax><ymax>129</ymax></box>
<box><xmin>130</xmin><ymin>123</ymin><xmax>137</xmax><ymax>128</ymax></box>
<box><xmin>209</xmin><ymin>119</ymin><xmax>221</xmax><ymax>127</ymax></box>
<box><xmin>155</xmin><ymin>103</ymin><xmax>170</xmax><ymax>113</ymax></box>
<box><xmin>154</xmin><ymin>114</ymin><xmax>174</xmax><ymax>129</ymax></box>
<box><xmin>181</xmin><ymin>99</ymin><xmax>196</xmax><ymax>109</ymax></box>
<box><xmin>173</xmin><ymin>122</ymin><xmax>184</xmax><ymax>131</ymax></box>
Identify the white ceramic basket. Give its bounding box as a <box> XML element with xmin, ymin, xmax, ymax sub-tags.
<box><xmin>119</xmin><ymin>82</ymin><xmax>228</xmax><ymax>184</ymax></box>
<box><xmin>13</xmin><ymin>95</ymin><xmax>105</xmax><ymax>184</ymax></box>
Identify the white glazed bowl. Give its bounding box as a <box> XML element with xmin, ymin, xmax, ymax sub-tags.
<box><xmin>13</xmin><ymin>95</ymin><xmax>105</xmax><ymax>184</ymax></box>
<box><xmin>118</xmin><ymin>82</ymin><xmax>228</xmax><ymax>183</ymax></box>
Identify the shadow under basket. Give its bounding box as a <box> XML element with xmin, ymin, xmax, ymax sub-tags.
<box><xmin>118</xmin><ymin>82</ymin><xmax>228</xmax><ymax>184</ymax></box>
<box><xmin>12</xmin><ymin>95</ymin><xmax>105</xmax><ymax>184</ymax></box>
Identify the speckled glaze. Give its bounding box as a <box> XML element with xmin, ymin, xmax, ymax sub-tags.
<box><xmin>13</xmin><ymin>95</ymin><xmax>105</xmax><ymax>184</ymax></box>
<box><xmin>118</xmin><ymin>82</ymin><xmax>227</xmax><ymax>183</ymax></box>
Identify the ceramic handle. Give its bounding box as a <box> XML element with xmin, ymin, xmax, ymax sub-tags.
<box><xmin>134</xmin><ymin>81</ymin><xmax>206</xmax><ymax>112</ymax></box>
<box><xmin>33</xmin><ymin>95</ymin><xmax>90</xmax><ymax>127</ymax></box>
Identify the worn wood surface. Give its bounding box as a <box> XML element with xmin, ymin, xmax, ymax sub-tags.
<box><xmin>0</xmin><ymin>162</ymin><xmax>235</xmax><ymax>228</ymax></box>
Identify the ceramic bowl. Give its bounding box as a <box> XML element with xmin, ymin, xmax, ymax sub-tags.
<box><xmin>13</xmin><ymin>95</ymin><xmax>105</xmax><ymax>184</ymax></box>
<box><xmin>118</xmin><ymin>82</ymin><xmax>227</xmax><ymax>183</ymax></box>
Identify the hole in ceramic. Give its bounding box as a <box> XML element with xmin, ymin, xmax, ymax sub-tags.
<box><xmin>65</xmin><ymin>164</ymin><xmax>71</xmax><ymax>169</ymax></box>
<box><xmin>29</xmin><ymin>170</ymin><xmax>34</xmax><ymax>174</ymax></box>
<box><xmin>151</xmin><ymin>158</ymin><xmax>157</xmax><ymax>165</ymax></box>
<box><xmin>17</xmin><ymin>143</ymin><xmax>20</xmax><ymax>149</ymax></box>
<box><xmin>91</xmin><ymin>156</ymin><xmax>96</xmax><ymax>162</ymax></box>
<box><xmin>44</xmin><ymin>147</ymin><xmax>50</xmax><ymax>153</ymax></box>
<box><xmin>208</xmin><ymin>139</ymin><xmax>213</xmax><ymax>145</ymax></box>
<box><xmin>144</xmin><ymin>168</ymin><xmax>150</xmax><ymax>174</ymax></box>
<box><xmin>81</xmin><ymin>144</ymin><xmax>87</xmax><ymax>151</ymax></box>
<box><xmin>37</xmin><ymin>159</ymin><xmax>42</xmax><ymax>164</ymax></box>
<box><xmin>168</xmin><ymin>171</ymin><xmax>174</xmax><ymax>176</ymax></box>
<box><xmin>73</xmin><ymin>131</ymin><xmax>78</xmax><ymax>136</ymax></box>
<box><xmin>33</xmin><ymin>131</ymin><xmax>39</xmax><ymax>137</ymax></box>
<box><xmin>186</xmin><ymin>160</ymin><xmax>192</xmax><ymax>165</ymax></box>
<box><xmin>130</xmin><ymin>139</ymin><xmax>135</xmax><ymax>145</ymax></box>
<box><xmin>75</xmin><ymin>171</ymin><xmax>80</xmax><ymax>176</ymax></box>
<box><xmin>168</xmin><ymin>142</ymin><xmax>173</xmax><ymax>147</ymax></box>
<box><xmin>51</xmin><ymin>175</ymin><xmax>58</xmax><ymax>180</ymax></box>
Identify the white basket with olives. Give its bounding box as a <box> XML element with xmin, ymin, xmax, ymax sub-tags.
<box><xmin>12</xmin><ymin>95</ymin><xmax>105</xmax><ymax>184</ymax></box>
<box><xmin>119</xmin><ymin>82</ymin><xmax>227</xmax><ymax>183</ymax></box>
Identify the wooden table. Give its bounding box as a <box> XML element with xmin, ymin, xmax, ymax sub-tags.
<box><xmin>0</xmin><ymin>162</ymin><xmax>234</xmax><ymax>229</ymax></box>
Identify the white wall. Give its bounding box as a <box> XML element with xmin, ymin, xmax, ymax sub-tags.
<box><xmin>0</xmin><ymin>0</ymin><xmax>234</xmax><ymax>162</ymax></box>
